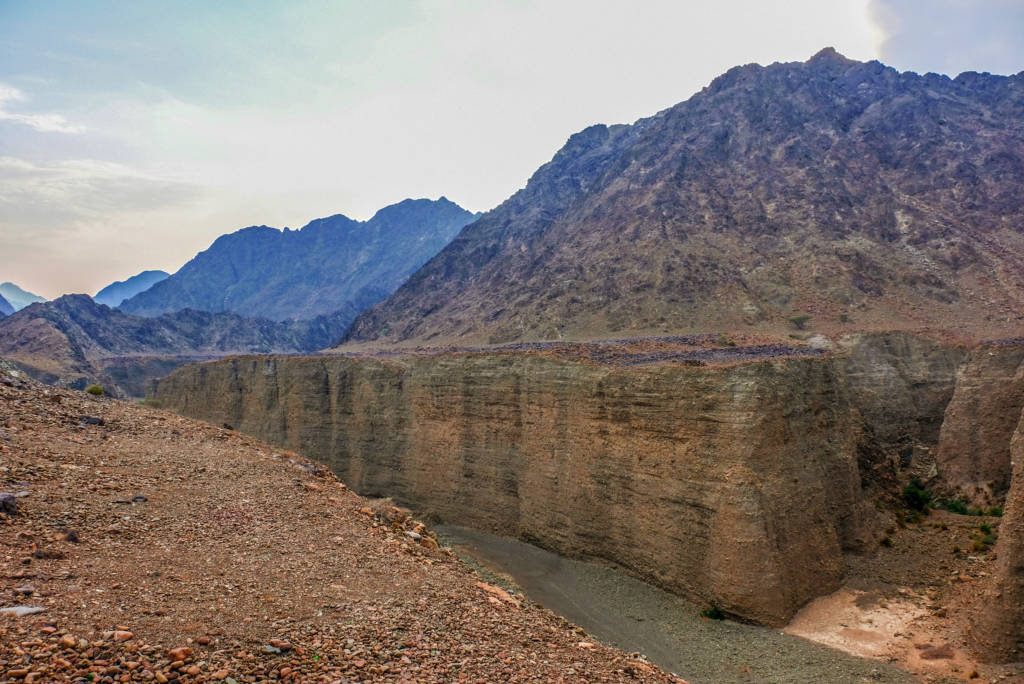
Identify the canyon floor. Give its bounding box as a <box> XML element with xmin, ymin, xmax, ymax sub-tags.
<box><xmin>0</xmin><ymin>371</ymin><xmax>681</xmax><ymax>683</ymax></box>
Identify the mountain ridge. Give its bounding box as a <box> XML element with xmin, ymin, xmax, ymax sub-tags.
<box><xmin>120</xmin><ymin>197</ymin><xmax>475</xmax><ymax>322</ymax></box>
<box><xmin>95</xmin><ymin>269</ymin><xmax>169</xmax><ymax>307</ymax></box>
<box><xmin>0</xmin><ymin>294</ymin><xmax>350</xmax><ymax>396</ymax></box>
<box><xmin>343</xmin><ymin>50</ymin><xmax>1024</xmax><ymax>346</ymax></box>
<box><xmin>0</xmin><ymin>282</ymin><xmax>46</xmax><ymax>311</ymax></box>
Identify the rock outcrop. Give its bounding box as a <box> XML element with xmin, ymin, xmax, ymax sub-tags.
<box><xmin>157</xmin><ymin>343</ymin><xmax>915</xmax><ymax>625</ymax></box>
<box><xmin>936</xmin><ymin>341</ymin><xmax>1024</xmax><ymax>502</ymax></box>
<box><xmin>154</xmin><ymin>334</ymin><xmax>1024</xmax><ymax>628</ymax></box>
<box><xmin>970</xmin><ymin>405</ymin><xmax>1024</xmax><ymax>662</ymax></box>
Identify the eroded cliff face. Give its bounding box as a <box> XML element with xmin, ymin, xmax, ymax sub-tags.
<box><xmin>158</xmin><ymin>349</ymin><xmax>886</xmax><ymax>626</ymax></box>
<box><xmin>153</xmin><ymin>335</ymin><xmax>1024</xmax><ymax>630</ymax></box>
<box><xmin>936</xmin><ymin>342</ymin><xmax>1024</xmax><ymax>502</ymax></box>
<box><xmin>970</xmin><ymin>405</ymin><xmax>1024</xmax><ymax>662</ymax></box>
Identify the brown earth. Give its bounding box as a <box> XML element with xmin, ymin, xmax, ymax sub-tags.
<box><xmin>0</xmin><ymin>367</ymin><xmax>681</xmax><ymax>682</ymax></box>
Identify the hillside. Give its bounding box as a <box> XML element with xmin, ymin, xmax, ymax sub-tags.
<box><xmin>0</xmin><ymin>295</ymin><xmax>349</xmax><ymax>396</ymax></box>
<box><xmin>120</xmin><ymin>197</ymin><xmax>475</xmax><ymax>321</ymax></box>
<box><xmin>344</xmin><ymin>49</ymin><xmax>1024</xmax><ymax>346</ymax></box>
<box><xmin>0</xmin><ymin>294</ymin><xmax>12</xmax><ymax>318</ymax></box>
<box><xmin>0</xmin><ymin>283</ymin><xmax>45</xmax><ymax>312</ymax></box>
<box><xmin>94</xmin><ymin>270</ymin><xmax>169</xmax><ymax>307</ymax></box>
<box><xmin>0</xmin><ymin>367</ymin><xmax>679</xmax><ymax>682</ymax></box>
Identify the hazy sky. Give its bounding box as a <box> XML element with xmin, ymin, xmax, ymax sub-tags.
<box><xmin>1</xmin><ymin>0</ymin><xmax>1022</xmax><ymax>299</ymax></box>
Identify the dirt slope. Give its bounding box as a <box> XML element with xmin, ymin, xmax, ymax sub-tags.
<box><xmin>0</xmin><ymin>365</ymin><xmax>679</xmax><ymax>682</ymax></box>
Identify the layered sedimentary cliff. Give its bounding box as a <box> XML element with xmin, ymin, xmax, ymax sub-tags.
<box><xmin>936</xmin><ymin>341</ymin><xmax>1024</xmax><ymax>502</ymax></box>
<box><xmin>157</xmin><ymin>333</ymin><xmax>1013</xmax><ymax>627</ymax></box>
<box><xmin>157</xmin><ymin>351</ymin><xmax>872</xmax><ymax>625</ymax></box>
<box><xmin>970</xmin><ymin>405</ymin><xmax>1024</xmax><ymax>662</ymax></box>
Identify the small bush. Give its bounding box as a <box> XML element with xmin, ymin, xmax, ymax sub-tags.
<box><xmin>986</xmin><ymin>506</ymin><xmax>1003</xmax><ymax>517</ymax></box>
<box><xmin>701</xmin><ymin>604</ymin><xmax>725</xmax><ymax>620</ymax></box>
<box><xmin>789</xmin><ymin>314</ymin><xmax>813</xmax><ymax>330</ymax></box>
<box><xmin>943</xmin><ymin>498</ymin><xmax>968</xmax><ymax>515</ymax></box>
<box><xmin>839</xmin><ymin>312</ymin><xmax>850</xmax><ymax>323</ymax></box>
<box><xmin>979</xmin><ymin>522</ymin><xmax>992</xmax><ymax>535</ymax></box>
<box><xmin>968</xmin><ymin>507</ymin><xmax>984</xmax><ymax>516</ymax></box>
<box><xmin>879</xmin><ymin>536</ymin><xmax>893</xmax><ymax>548</ymax></box>
<box><xmin>901</xmin><ymin>478</ymin><xmax>933</xmax><ymax>512</ymax></box>
<box><xmin>84</xmin><ymin>384</ymin><xmax>104</xmax><ymax>396</ymax></box>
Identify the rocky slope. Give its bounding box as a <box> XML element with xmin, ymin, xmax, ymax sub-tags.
<box><xmin>94</xmin><ymin>270</ymin><xmax>169</xmax><ymax>307</ymax></box>
<box><xmin>0</xmin><ymin>365</ymin><xmax>679</xmax><ymax>682</ymax></box>
<box><xmin>0</xmin><ymin>282</ymin><xmax>45</xmax><ymax>311</ymax></box>
<box><xmin>345</xmin><ymin>49</ymin><xmax>1024</xmax><ymax>346</ymax></box>
<box><xmin>120</xmin><ymin>197</ymin><xmax>475</xmax><ymax>322</ymax></box>
<box><xmin>0</xmin><ymin>295</ymin><xmax>349</xmax><ymax>397</ymax></box>
<box><xmin>0</xmin><ymin>294</ymin><xmax>12</xmax><ymax>318</ymax></box>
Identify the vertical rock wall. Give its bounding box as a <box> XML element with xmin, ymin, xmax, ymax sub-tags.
<box><xmin>156</xmin><ymin>353</ymin><xmax>876</xmax><ymax>625</ymax></box>
<box><xmin>969</xmin><ymin>406</ymin><xmax>1024</xmax><ymax>661</ymax></box>
<box><xmin>936</xmin><ymin>343</ymin><xmax>1024</xmax><ymax>502</ymax></box>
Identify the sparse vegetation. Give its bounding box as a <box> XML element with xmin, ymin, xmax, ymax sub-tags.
<box><xmin>943</xmin><ymin>497</ymin><xmax>968</xmax><ymax>514</ymax></box>
<box><xmin>788</xmin><ymin>314</ymin><xmax>812</xmax><ymax>330</ymax></box>
<box><xmin>85</xmin><ymin>384</ymin><xmax>104</xmax><ymax>396</ymax></box>
<box><xmin>701</xmin><ymin>604</ymin><xmax>725</xmax><ymax>620</ymax></box>
<box><xmin>986</xmin><ymin>506</ymin><xmax>1003</xmax><ymax>517</ymax></box>
<box><xmin>839</xmin><ymin>312</ymin><xmax>850</xmax><ymax>323</ymax></box>
<box><xmin>900</xmin><ymin>477</ymin><xmax>933</xmax><ymax>512</ymax></box>
<box><xmin>879</xmin><ymin>536</ymin><xmax>893</xmax><ymax>548</ymax></box>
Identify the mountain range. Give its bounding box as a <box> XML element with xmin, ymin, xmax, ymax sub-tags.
<box><xmin>344</xmin><ymin>48</ymin><xmax>1024</xmax><ymax>346</ymax></box>
<box><xmin>0</xmin><ymin>294</ymin><xmax>12</xmax><ymax>318</ymax></box>
<box><xmin>119</xmin><ymin>197</ymin><xmax>475</xmax><ymax>323</ymax></box>
<box><xmin>94</xmin><ymin>269</ymin><xmax>169</xmax><ymax>307</ymax></box>
<box><xmin>0</xmin><ymin>295</ymin><xmax>351</xmax><ymax>397</ymax></box>
<box><xmin>0</xmin><ymin>282</ymin><xmax>46</xmax><ymax>311</ymax></box>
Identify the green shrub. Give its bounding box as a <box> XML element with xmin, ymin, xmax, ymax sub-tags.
<box><xmin>979</xmin><ymin>523</ymin><xmax>992</xmax><ymax>535</ymax></box>
<box><xmin>789</xmin><ymin>314</ymin><xmax>812</xmax><ymax>330</ymax></box>
<box><xmin>968</xmin><ymin>507</ymin><xmax>984</xmax><ymax>516</ymax></box>
<box><xmin>901</xmin><ymin>478</ymin><xmax>933</xmax><ymax>512</ymax></box>
<box><xmin>85</xmin><ymin>384</ymin><xmax>104</xmax><ymax>396</ymax></box>
<box><xmin>879</xmin><ymin>536</ymin><xmax>893</xmax><ymax>548</ymax></box>
<box><xmin>986</xmin><ymin>506</ymin><xmax>1003</xmax><ymax>517</ymax></box>
<box><xmin>701</xmin><ymin>604</ymin><xmax>725</xmax><ymax>620</ymax></box>
<box><xmin>943</xmin><ymin>498</ymin><xmax>968</xmax><ymax>515</ymax></box>
<box><xmin>839</xmin><ymin>312</ymin><xmax>850</xmax><ymax>323</ymax></box>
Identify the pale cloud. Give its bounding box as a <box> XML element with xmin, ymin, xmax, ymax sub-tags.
<box><xmin>0</xmin><ymin>84</ymin><xmax>85</xmax><ymax>134</ymax></box>
<box><xmin>869</xmin><ymin>0</ymin><xmax>1024</xmax><ymax>75</ymax></box>
<box><xmin>0</xmin><ymin>156</ymin><xmax>209</xmax><ymax>297</ymax></box>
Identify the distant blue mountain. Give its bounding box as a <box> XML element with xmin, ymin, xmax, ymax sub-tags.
<box><xmin>120</xmin><ymin>197</ymin><xmax>475</xmax><ymax>322</ymax></box>
<box><xmin>0</xmin><ymin>282</ymin><xmax>46</xmax><ymax>311</ymax></box>
<box><xmin>0</xmin><ymin>293</ymin><xmax>13</xmax><ymax>318</ymax></box>
<box><xmin>95</xmin><ymin>269</ymin><xmax>169</xmax><ymax>307</ymax></box>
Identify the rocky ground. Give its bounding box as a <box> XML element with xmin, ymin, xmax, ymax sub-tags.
<box><xmin>0</xmin><ymin>366</ymin><xmax>681</xmax><ymax>683</ymax></box>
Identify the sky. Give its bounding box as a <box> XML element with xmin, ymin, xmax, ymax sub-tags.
<box><xmin>1</xmin><ymin>0</ymin><xmax>1022</xmax><ymax>299</ymax></box>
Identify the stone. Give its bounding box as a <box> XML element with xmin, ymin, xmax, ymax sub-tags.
<box><xmin>0</xmin><ymin>606</ymin><xmax>45</xmax><ymax>617</ymax></box>
<box><xmin>113</xmin><ymin>630</ymin><xmax>133</xmax><ymax>641</ymax></box>
<box><xmin>0</xmin><ymin>492</ymin><xmax>17</xmax><ymax>515</ymax></box>
<box><xmin>167</xmin><ymin>647</ymin><xmax>192</xmax><ymax>661</ymax></box>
